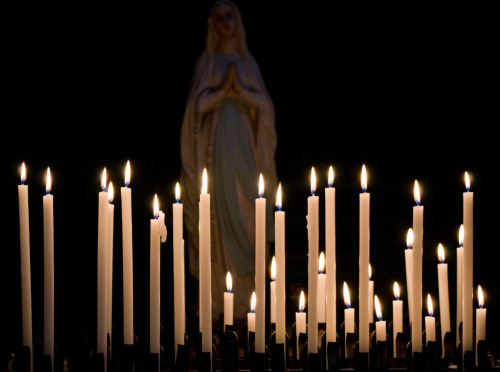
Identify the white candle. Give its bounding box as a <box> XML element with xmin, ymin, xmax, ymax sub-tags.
<box><xmin>412</xmin><ymin>180</ymin><xmax>423</xmax><ymax>353</ymax></box>
<box><xmin>368</xmin><ymin>264</ymin><xmax>374</xmax><ymax>324</ymax></box>
<box><xmin>296</xmin><ymin>291</ymin><xmax>307</xmax><ymax>360</ymax></box>
<box><xmin>325</xmin><ymin>166</ymin><xmax>336</xmax><ymax>344</ymax></box>
<box><xmin>307</xmin><ymin>167</ymin><xmax>319</xmax><ymax>354</ymax></box>
<box><xmin>425</xmin><ymin>294</ymin><xmax>436</xmax><ymax>345</ymax></box>
<box><xmin>43</xmin><ymin>167</ymin><xmax>54</xmax><ymax>371</ymax></box>
<box><xmin>463</xmin><ymin>172</ymin><xmax>473</xmax><ymax>358</ymax></box>
<box><xmin>275</xmin><ymin>184</ymin><xmax>286</xmax><ymax>345</ymax></box>
<box><xmin>405</xmin><ymin>228</ymin><xmax>414</xmax><ymax>326</ymax></box>
<box><xmin>121</xmin><ymin>161</ymin><xmax>134</xmax><ymax>346</ymax></box>
<box><xmin>476</xmin><ymin>285</ymin><xmax>486</xmax><ymax>366</ymax></box>
<box><xmin>248</xmin><ymin>291</ymin><xmax>256</xmax><ymax>334</ymax></box>
<box><xmin>270</xmin><ymin>257</ymin><xmax>276</xmax><ymax>324</ymax></box>
<box><xmin>359</xmin><ymin>165</ymin><xmax>370</xmax><ymax>354</ymax></box>
<box><xmin>374</xmin><ymin>295</ymin><xmax>386</xmax><ymax>342</ymax></box>
<box><xmin>393</xmin><ymin>282</ymin><xmax>403</xmax><ymax>358</ymax></box>
<box><xmin>18</xmin><ymin>163</ymin><xmax>33</xmax><ymax>372</ymax></box>
<box><xmin>255</xmin><ymin>173</ymin><xmax>266</xmax><ymax>354</ymax></box>
<box><xmin>97</xmin><ymin>169</ymin><xmax>109</xmax><ymax>371</ymax></box>
<box><xmin>456</xmin><ymin>225</ymin><xmax>464</xmax><ymax>347</ymax></box>
<box><xmin>107</xmin><ymin>182</ymin><xmax>114</xmax><ymax>358</ymax></box>
<box><xmin>199</xmin><ymin>169</ymin><xmax>212</xmax><ymax>356</ymax></box>
<box><xmin>224</xmin><ymin>272</ymin><xmax>234</xmax><ymax>330</ymax></box>
<box><xmin>173</xmin><ymin>182</ymin><xmax>185</xmax><ymax>358</ymax></box>
<box><xmin>437</xmin><ymin>243</ymin><xmax>450</xmax><ymax>356</ymax></box>
<box><xmin>318</xmin><ymin>252</ymin><xmax>326</xmax><ymax>324</ymax></box>
<box><xmin>343</xmin><ymin>282</ymin><xmax>355</xmax><ymax>358</ymax></box>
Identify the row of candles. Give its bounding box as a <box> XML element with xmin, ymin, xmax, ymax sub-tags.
<box><xmin>16</xmin><ymin>162</ymin><xmax>484</xmax><ymax>372</ymax></box>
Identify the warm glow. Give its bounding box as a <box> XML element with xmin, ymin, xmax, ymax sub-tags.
<box><xmin>202</xmin><ymin>168</ymin><xmax>208</xmax><ymax>194</ymax></box>
<box><xmin>108</xmin><ymin>182</ymin><xmax>114</xmax><ymax>203</ymax></box>
<box><xmin>276</xmin><ymin>182</ymin><xmax>282</xmax><ymax>210</ymax></box>
<box><xmin>361</xmin><ymin>164</ymin><xmax>367</xmax><ymax>192</ymax></box>
<box><xmin>175</xmin><ymin>182</ymin><xmax>181</xmax><ymax>203</ymax></box>
<box><xmin>406</xmin><ymin>228</ymin><xmax>414</xmax><ymax>248</ymax></box>
<box><xmin>46</xmin><ymin>167</ymin><xmax>51</xmax><ymax>194</ymax></box>
<box><xmin>299</xmin><ymin>290</ymin><xmax>306</xmax><ymax>312</ymax></box>
<box><xmin>310</xmin><ymin>167</ymin><xmax>316</xmax><ymax>195</ymax></box>
<box><xmin>427</xmin><ymin>294</ymin><xmax>434</xmax><ymax>316</ymax></box>
<box><xmin>153</xmin><ymin>194</ymin><xmax>159</xmax><ymax>218</ymax></box>
<box><xmin>369</xmin><ymin>263</ymin><xmax>372</xmax><ymax>280</ymax></box>
<box><xmin>328</xmin><ymin>165</ymin><xmax>334</xmax><ymax>187</ymax></box>
<box><xmin>251</xmin><ymin>291</ymin><xmax>256</xmax><ymax>313</ymax></box>
<box><xmin>343</xmin><ymin>282</ymin><xmax>351</xmax><ymax>308</ymax></box>
<box><xmin>394</xmin><ymin>282</ymin><xmax>400</xmax><ymax>300</ymax></box>
<box><xmin>374</xmin><ymin>295</ymin><xmax>382</xmax><ymax>321</ymax></box>
<box><xmin>226</xmin><ymin>272</ymin><xmax>232</xmax><ymax>293</ymax></box>
<box><xmin>271</xmin><ymin>256</ymin><xmax>276</xmax><ymax>281</ymax></box>
<box><xmin>465</xmin><ymin>171</ymin><xmax>470</xmax><ymax>191</ymax></box>
<box><xmin>101</xmin><ymin>168</ymin><xmax>107</xmax><ymax>192</ymax></box>
<box><xmin>259</xmin><ymin>173</ymin><xmax>264</xmax><ymax>197</ymax></box>
<box><xmin>20</xmin><ymin>162</ymin><xmax>26</xmax><ymax>184</ymax></box>
<box><xmin>459</xmin><ymin>224</ymin><xmax>464</xmax><ymax>247</ymax></box>
<box><xmin>318</xmin><ymin>252</ymin><xmax>325</xmax><ymax>274</ymax></box>
<box><xmin>478</xmin><ymin>285</ymin><xmax>484</xmax><ymax>308</ymax></box>
<box><xmin>414</xmin><ymin>180</ymin><xmax>421</xmax><ymax>205</ymax></box>
<box><xmin>125</xmin><ymin>160</ymin><xmax>131</xmax><ymax>187</ymax></box>
<box><xmin>438</xmin><ymin>243</ymin><xmax>445</xmax><ymax>263</ymax></box>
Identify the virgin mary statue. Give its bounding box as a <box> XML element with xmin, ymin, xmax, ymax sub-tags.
<box><xmin>180</xmin><ymin>1</ymin><xmax>278</xmax><ymax>326</ymax></box>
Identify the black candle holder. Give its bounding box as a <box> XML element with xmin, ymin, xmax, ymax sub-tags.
<box><xmin>92</xmin><ymin>352</ymin><xmax>105</xmax><ymax>372</ymax></box>
<box><xmin>196</xmin><ymin>343</ymin><xmax>216</xmax><ymax>372</ymax></box>
<box><xmin>270</xmin><ymin>330</ymin><xmax>288</xmax><ymax>372</ymax></box>
<box><xmin>147</xmin><ymin>345</ymin><xmax>164</xmax><ymax>372</ymax></box>
<box><xmin>307</xmin><ymin>351</ymin><xmax>320</xmax><ymax>372</ymax></box>
<box><xmin>441</xmin><ymin>331</ymin><xmax>455</xmax><ymax>368</ymax></box>
<box><xmin>394</xmin><ymin>332</ymin><xmax>407</xmax><ymax>360</ymax></box>
<box><xmin>319</xmin><ymin>329</ymin><xmax>339</xmax><ymax>372</ymax></box>
<box><xmin>41</xmin><ymin>354</ymin><xmax>52</xmax><ymax>372</ymax></box>
<box><xmin>221</xmin><ymin>329</ymin><xmax>239</xmax><ymax>372</ymax></box>
<box><xmin>247</xmin><ymin>330</ymin><xmax>255</xmax><ymax>360</ymax></box>
<box><xmin>406</xmin><ymin>341</ymin><xmax>424</xmax><ymax>372</ymax></box>
<box><xmin>249</xmin><ymin>343</ymin><xmax>268</xmax><ymax>372</ymax></box>
<box><xmin>121</xmin><ymin>343</ymin><xmax>134</xmax><ymax>372</ymax></box>
<box><xmin>477</xmin><ymin>339</ymin><xmax>489</xmax><ymax>369</ymax></box>
<box><xmin>16</xmin><ymin>345</ymin><xmax>31</xmax><ymax>372</ymax></box>
<box><xmin>374</xmin><ymin>340</ymin><xmax>388</xmax><ymax>372</ymax></box>
<box><xmin>353</xmin><ymin>342</ymin><xmax>369</xmax><ymax>372</ymax></box>
<box><xmin>456</xmin><ymin>341</ymin><xmax>475</xmax><ymax>372</ymax></box>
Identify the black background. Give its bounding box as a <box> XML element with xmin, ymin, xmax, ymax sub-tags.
<box><xmin>1</xmin><ymin>1</ymin><xmax>498</xmax><ymax>367</ymax></box>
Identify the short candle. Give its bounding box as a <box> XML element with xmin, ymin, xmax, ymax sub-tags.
<box><xmin>374</xmin><ymin>295</ymin><xmax>386</xmax><ymax>342</ymax></box>
<box><xmin>425</xmin><ymin>294</ymin><xmax>436</xmax><ymax>345</ymax></box>
<box><xmin>296</xmin><ymin>291</ymin><xmax>307</xmax><ymax>360</ymax></box>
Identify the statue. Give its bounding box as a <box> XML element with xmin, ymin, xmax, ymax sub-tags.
<box><xmin>180</xmin><ymin>0</ymin><xmax>278</xmax><ymax>332</ymax></box>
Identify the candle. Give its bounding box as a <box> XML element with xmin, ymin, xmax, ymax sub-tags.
<box><xmin>325</xmin><ymin>166</ymin><xmax>336</xmax><ymax>345</ymax></box>
<box><xmin>307</xmin><ymin>167</ymin><xmax>319</xmax><ymax>354</ymax></box>
<box><xmin>437</xmin><ymin>243</ymin><xmax>450</xmax><ymax>356</ymax></box>
<box><xmin>18</xmin><ymin>163</ymin><xmax>33</xmax><ymax>372</ymax></box>
<box><xmin>368</xmin><ymin>264</ymin><xmax>374</xmax><ymax>324</ymax></box>
<box><xmin>296</xmin><ymin>291</ymin><xmax>307</xmax><ymax>360</ymax></box>
<box><xmin>248</xmin><ymin>291</ymin><xmax>256</xmax><ymax>334</ymax></box>
<box><xmin>476</xmin><ymin>285</ymin><xmax>486</xmax><ymax>366</ymax></box>
<box><xmin>456</xmin><ymin>225</ymin><xmax>464</xmax><ymax>347</ymax></box>
<box><xmin>412</xmin><ymin>180</ymin><xmax>423</xmax><ymax>353</ymax></box>
<box><xmin>43</xmin><ymin>167</ymin><xmax>54</xmax><ymax>371</ymax></box>
<box><xmin>270</xmin><ymin>256</ymin><xmax>276</xmax><ymax>324</ymax></box>
<box><xmin>255</xmin><ymin>173</ymin><xmax>266</xmax><ymax>354</ymax></box>
<box><xmin>405</xmin><ymin>228</ymin><xmax>414</xmax><ymax>326</ymax></box>
<box><xmin>374</xmin><ymin>295</ymin><xmax>386</xmax><ymax>342</ymax></box>
<box><xmin>224</xmin><ymin>272</ymin><xmax>234</xmax><ymax>330</ymax></box>
<box><xmin>107</xmin><ymin>181</ymin><xmax>114</xmax><ymax>357</ymax></box>
<box><xmin>199</xmin><ymin>169</ymin><xmax>212</xmax><ymax>355</ymax></box>
<box><xmin>425</xmin><ymin>294</ymin><xmax>436</xmax><ymax>345</ymax></box>
<box><xmin>318</xmin><ymin>252</ymin><xmax>326</xmax><ymax>324</ymax></box>
<box><xmin>173</xmin><ymin>182</ymin><xmax>185</xmax><ymax>357</ymax></box>
<box><xmin>359</xmin><ymin>164</ymin><xmax>370</xmax><ymax>354</ymax></box>
<box><xmin>343</xmin><ymin>282</ymin><xmax>355</xmax><ymax>358</ymax></box>
<box><xmin>97</xmin><ymin>168</ymin><xmax>109</xmax><ymax>371</ymax></box>
<box><xmin>275</xmin><ymin>183</ymin><xmax>286</xmax><ymax>345</ymax></box>
<box><xmin>463</xmin><ymin>172</ymin><xmax>473</xmax><ymax>359</ymax></box>
<box><xmin>121</xmin><ymin>161</ymin><xmax>134</xmax><ymax>346</ymax></box>
<box><xmin>393</xmin><ymin>282</ymin><xmax>403</xmax><ymax>358</ymax></box>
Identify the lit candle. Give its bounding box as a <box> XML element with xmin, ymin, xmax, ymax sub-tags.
<box><xmin>374</xmin><ymin>295</ymin><xmax>386</xmax><ymax>342</ymax></box>
<box><xmin>307</xmin><ymin>167</ymin><xmax>319</xmax><ymax>354</ymax></box>
<box><xmin>18</xmin><ymin>163</ymin><xmax>33</xmax><ymax>372</ymax></box>
<box><xmin>270</xmin><ymin>256</ymin><xmax>276</xmax><ymax>324</ymax></box>
<box><xmin>275</xmin><ymin>183</ymin><xmax>286</xmax><ymax>345</ymax></box>
<box><xmin>43</xmin><ymin>167</ymin><xmax>54</xmax><ymax>371</ymax></box>
<box><xmin>437</xmin><ymin>243</ymin><xmax>450</xmax><ymax>355</ymax></box>
<box><xmin>325</xmin><ymin>166</ymin><xmax>336</xmax><ymax>345</ymax></box>
<box><xmin>405</xmin><ymin>228</ymin><xmax>414</xmax><ymax>326</ymax></box>
<box><xmin>173</xmin><ymin>182</ymin><xmax>185</xmax><ymax>357</ymax></box>
<box><xmin>121</xmin><ymin>161</ymin><xmax>134</xmax><ymax>346</ymax></box>
<box><xmin>412</xmin><ymin>180</ymin><xmax>423</xmax><ymax>353</ymax></box>
<box><xmin>224</xmin><ymin>272</ymin><xmax>234</xmax><ymax>330</ymax></box>
<box><xmin>107</xmin><ymin>181</ymin><xmax>114</xmax><ymax>357</ymax></box>
<box><xmin>456</xmin><ymin>225</ymin><xmax>464</xmax><ymax>347</ymax></box>
<box><xmin>425</xmin><ymin>294</ymin><xmax>436</xmax><ymax>345</ymax></box>
<box><xmin>476</xmin><ymin>285</ymin><xmax>486</xmax><ymax>366</ymax></box>
<box><xmin>359</xmin><ymin>164</ymin><xmax>370</xmax><ymax>354</ymax></box>
<box><xmin>317</xmin><ymin>252</ymin><xmax>326</xmax><ymax>324</ymax></box>
<box><xmin>343</xmin><ymin>282</ymin><xmax>355</xmax><ymax>358</ymax></box>
<box><xmin>255</xmin><ymin>173</ymin><xmax>266</xmax><ymax>354</ymax></box>
<box><xmin>393</xmin><ymin>282</ymin><xmax>403</xmax><ymax>358</ymax></box>
<box><xmin>248</xmin><ymin>291</ymin><xmax>256</xmax><ymax>335</ymax></box>
<box><xmin>463</xmin><ymin>172</ymin><xmax>473</xmax><ymax>359</ymax></box>
<box><xmin>369</xmin><ymin>264</ymin><xmax>374</xmax><ymax>324</ymax></box>
<box><xmin>296</xmin><ymin>291</ymin><xmax>307</xmax><ymax>360</ymax></box>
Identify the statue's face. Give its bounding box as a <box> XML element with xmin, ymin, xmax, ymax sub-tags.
<box><xmin>212</xmin><ymin>3</ymin><xmax>237</xmax><ymax>40</ymax></box>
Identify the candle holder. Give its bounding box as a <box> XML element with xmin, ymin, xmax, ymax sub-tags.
<box><xmin>425</xmin><ymin>340</ymin><xmax>439</xmax><ymax>372</ymax></box>
<box><xmin>406</xmin><ymin>341</ymin><xmax>424</xmax><ymax>372</ymax></box>
<box><xmin>249</xmin><ymin>342</ymin><xmax>268</xmax><ymax>372</ymax></box>
<box><xmin>92</xmin><ymin>352</ymin><xmax>105</xmax><ymax>372</ymax></box>
<box><xmin>146</xmin><ymin>345</ymin><xmax>164</xmax><ymax>372</ymax></box>
<box><xmin>374</xmin><ymin>340</ymin><xmax>388</xmax><ymax>372</ymax></box>
<box><xmin>196</xmin><ymin>343</ymin><xmax>216</xmax><ymax>372</ymax></box>
<box><xmin>221</xmin><ymin>328</ymin><xmax>238</xmax><ymax>372</ymax></box>
<box><xmin>456</xmin><ymin>341</ymin><xmax>475</xmax><ymax>372</ymax></box>
<box><xmin>394</xmin><ymin>332</ymin><xmax>407</xmax><ymax>360</ymax></box>
<box><xmin>340</xmin><ymin>320</ymin><xmax>358</xmax><ymax>361</ymax></box>
<box><xmin>306</xmin><ymin>351</ymin><xmax>320</xmax><ymax>372</ymax></box>
<box><xmin>477</xmin><ymin>339</ymin><xmax>489</xmax><ymax>369</ymax></box>
<box><xmin>15</xmin><ymin>345</ymin><xmax>31</xmax><ymax>372</ymax></box>
<box><xmin>441</xmin><ymin>331</ymin><xmax>456</xmax><ymax>368</ymax></box>
<box><xmin>41</xmin><ymin>354</ymin><xmax>52</xmax><ymax>372</ymax></box>
<box><xmin>247</xmin><ymin>330</ymin><xmax>255</xmax><ymax>360</ymax></box>
<box><xmin>121</xmin><ymin>343</ymin><xmax>134</xmax><ymax>372</ymax></box>
<box><xmin>353</xmin><ymin>342</ymin><xmax>369</xmax><ymax>372</ymax></box>
<box><xmin>270</xmin><ymin>330</ymin><xmax>288</xmax><ymax>372</ymax></box>
<box><xmin>319</xmin><ymin>329</ymin><xmax>339</xmax><ymax>372</ymax></box>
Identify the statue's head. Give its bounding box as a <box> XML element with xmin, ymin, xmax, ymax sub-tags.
<box><xmin>206</xmin><ymin>1</ymin><xmax>247</xmax><ymax>56</ymax></box>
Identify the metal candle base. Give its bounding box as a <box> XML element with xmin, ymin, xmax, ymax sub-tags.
<box><xmin>221</xmin><ymin>330</ymin><xmax>238</xmax><ymax>372</ymax></box>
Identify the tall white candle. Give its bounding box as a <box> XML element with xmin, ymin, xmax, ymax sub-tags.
<box><xmin>97</xmin><ymin>169</ymin><xmax>109</xmax><ymax>372</ymax></box>
<box><xmin>412</xmin><ymin>180</ymin><xmax>423</xmax><ymax>353</ymax></box>
<box><xmin>296</xmin><ymin>291</ymin><xmax>307</xmax><ymax>360</ymax></box>
<box><xmin>463</xmin><ymin>172</ymin><xmax>473</xmax><ymax>359</ymax></box>
<box><xmin>43</xmin><ymin>167</ymin><xmax>54</xmax><ymax>371</ymax></box>
<box><xmin>275</xmin><ymin>184</ymin><xmax>286</xmax><ymax>345</ymax></box>
<box><xmin>173</xmin><ymin>182</ymin><xmax>185</xmax><ymax>358</ymax></box>
<box><xmin>437</xmin><ymin>243</ymin><xmax>450</xmax><ymax>356</ymax></box>
<box><xmin>18</xmin><ymin>163</ymin><xmax>33</xmax><ymax>372</ymax></box>
<box><xmin>456</xmin><ymin>225</ymin><xmax>464</xmax><ymax>347</ymax></box>
<box><xmin>343</xmin><ymin>282</ymin><xmax>355</xmax><ymax>358</ymax></box>
<box><xmin>476</xmin><ymin>285</ymin><xmax>486</xmax><ymax>366</ymax></box>
<box><xmin>359</xmin><ymin>165</ymin><xmax>370</xmax><ymax>354</ymax></box>
<box><xmin>224</xmin><ymin>272</ymin><xmax>234</xmax><ymax>330</ymax></box>
<box><xmin>317</xmin><ymin>252</ymin><xmax>326</xmax><ymax>324</ymax></box>
<box><xmin>374</xmin><ymin>295</ymin><xmax>386</xmax><ymax>342</ymax></box>
<box><xmin>255</xmin><ymin>173</ymin><xmax>266</xmax><ymax>354</ymax></box>
<box><xmin>270</xmin><ymin>257</ymin><xmax>276</xmax><ymax>324</ymax></box>
<box><xmin>121</xmin><ymin>161</ymin><xmax>134</xmax><ymax>346</ymax></box>
<box><xmin>325</xmin><ymin>166</ymin><xmax>336</xmax><ymax>344</ymax></box>
<box><xmin>425</xmin><ymin>294</ymin><xmax>436</xmax><ymax>345</ymax></box>
<box><xmin>393</xmin><ymin>282</ymin><xmax>403</xmax><ymax>358</ymax></box>
<box><xmin>107</xmin><ymin>182</ymin><xmax>115</xmax><ymax>358</ymax></box>
<box><xmin>368</xmin><ymin>264</ymin><xmax>374</xmax><ymax>324</ymax></box>
<box><xmin>405</xmin><ymin>228</ymin><xmax>414</xmax><ymax>326</ymax></box>
<box><xmin>307</xmin><ymin>167</ymin><xmax>319</xmax><ymax>354</ymax></box>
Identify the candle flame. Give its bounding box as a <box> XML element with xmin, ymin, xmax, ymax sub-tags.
<box><xmin>271</xmin><ymin>256</ymin><xmax>276</xmax><ymax>281</ymax></box>
<box><xmin>406</xmin><ymin>228</ymin><xmax>414</xmax><ymax>249</ymax></box>
<box><xmin>343</xmin><ymin>282</ymin><xmax>351</xmax><ymax>308</ymax></box>
<box><xmin>20</xmin><ymin>162</ymin><xmax>26</xmax><ymax>184</ymax></box>
<box><xmin>299</xmin><ymin>290</ymin><xmax>306</xmax><ymax>312</ymax></box>
<box><xmin>328</xmin><ymin>165</ymin><xmax>334</xmax><ymax>187</ymax></box>
<box><xmin>251</xmin><ymin>291</ymin><xmax>256</xmax><ymax>313</ymax></box>
<box><xmin>361</xmin><ymin>164</ymin><xmax>367</xmax><ymax>192</ymax></box>
<box><xmin>414</xmin><ymin>180</ymin><xmax>420</xmax><ymax>205</ymax></box>
<box><xmin>427</xmin><ymin>294</ymin><xmax>434</xmax><ymax>316</ymax></box>
<box><xmin>465</xmin><ymin>171</ymin><xmax>470</xmax><ymax>191</ymax></box>
<box><xmin>226</xmin><ymin>271</ymin><xmax>232</xmax><ymax>293</ymax></box>
<box><xmin>46</xmin><ymin>167</ymin><xmax>51</xmax><ymax>194</ymax></box>
<box><xmin>374</xmin><ymin>295</ymin><xmax>382</xmax><ymax>321</ymax></box>
<box><xmin>175</xmin><ymin>182</ymin><xmax>181</xmax><ymax>203</ymax></box>
<box><xmin>101</xmin><ymin>168</ymin><xmax>107</xmax><ymax>192</ymax></box>
<box><xmin>478</xmin><ymin>285</ymin><xmax>484</xmax><ymax>308</ymax></box>
<box><xmin>108</xmin><ymin>182</ymin><xmax>114</xmax><ymax>203</ymax></box>
<box><xmin>459</xmin><ymin>224</ymin><xmax>464</xmax><ymax>247</ymax></box>
<box><xmin>438</xmin><ymin>243</ymin><xmax>445</xmax><ymax>263</ymax></box>
<box><xmin>369</xmin><ymin>263</ymin><xmax>372</xmax><ymax>280</ymax></box>
<box><xmin>259</xmin><ymin>173</ymin><xmax>264</xmax><ymax>197</ymax></box>
<box><xmin>153</xmin><ymin>194</ymin><xmax>159</xmax><ymax>218</ymax></box>
<box><xmin>319</xmin><ymin>252</ymin><xmax>325</xmax><ymax>274</ymax></box>
<box><xmin>202</xmin><ymin>168</ymin><xmax>208</xmax><ymax>194</ymax></box>
<box><xmin>394</xmin><ymin>282</ymin><xmax>400</xmax><ymax>300</ymax></box>
<box><xmin>310</xmin><ymin>167</ymin><xmax>316</xmax><ymax>195</ymax></box>
<box><xmin>125</xmin><ymin>160</ymin><xmax>131</xmax><ymax>187</ymax></box>
<box><xmin>276</xmin><ymin>182</ymin><xmax>282</xmax><ymax>210</ymax></box>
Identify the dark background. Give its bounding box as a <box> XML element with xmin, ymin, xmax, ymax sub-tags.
<box><xmin>1</xmin><ymin>0</ymin><xmax>498</xmax><ymax>367</ymax></box>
